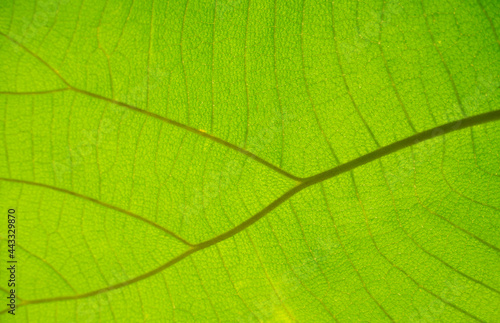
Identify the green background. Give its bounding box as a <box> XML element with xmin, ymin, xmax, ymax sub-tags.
<box><xmin>0</xmin><ymin>0</ymin><xmax>499</xmax><ymax>321</ymax></box>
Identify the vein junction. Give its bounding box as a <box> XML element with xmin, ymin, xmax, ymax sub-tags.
<box><xmin>0</xmin><ymin>31</ymin><xmax>303</xmax><ymax>183</ymax></box>
<box><xmin>1</xmin><ymin>31</ymin><xmax>500</xmax><ymax>315</ymax></box>
<box><xmin>1</xmin><ymin>108</ymin><xmax>499</xmax><ymax>313</ymax></box>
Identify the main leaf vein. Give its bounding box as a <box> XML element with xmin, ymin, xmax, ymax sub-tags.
<box><xmin>3</xmin><ymin>108</ymin><xmax>498</xmax><ymax>314</ymax></box>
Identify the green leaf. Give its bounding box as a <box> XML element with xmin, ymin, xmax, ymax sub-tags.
<box><xmin>1</xmin><ymin>0</ymin><xmax>499</xmax><ymax>321</ymax></box>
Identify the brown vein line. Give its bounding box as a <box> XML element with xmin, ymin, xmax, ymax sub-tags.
<box><xmin>79</xmin><ymin>202</ymin><xmax>115</xmax><ymax>315</ymax></box>
<box><xmin>214</xmin><ymin>220</ymin><xmax>246</xmax><ymax>300</ymax></box>
<box><xmin>210</xmin><ymin>0</ymin><xmax>217</xmax><ymax>133</ymax></box>
<box><xmin>378</xmin><ymin>159</ymin><xmax>500</xmax><ymax>297</ymax></box>
<box><xmin>419</xmin><ymin>0</ymin><xmax>466</xmax><ymax>116</ymax></box>
<box><xmin>441</xmin><ymin>156</ymin><xmax>500</xmax><ymax>212</ymax></box>
<box><xmin>128</xmin><ymin>117</ymin><xmax>147</xmax><ymax>211</ymax></box>
<box><xmin>179</xmin><ymin>0</ymin><xmax>191</xmax><ymax>124</ymax></box>
<box><xmin>244</xmin><ymin>230</ymin><xmax>295</xmax><ymax>321</ymax></box>
<box><xmin>4</xmin><ymin>108</ymin><xmax>500</xmax><ymax>311</ymax></box>
<box><xmin>66</xmin><ymin>93</ymin><xmax>79</xmax><ymax>189</ymax></box>
<box><xmin>265</xmin><ymin>214</ymin><xmax>339</xmax><ymax>322</ymax></box>
<box><xmin>302</xmin><ymin>109</ymin><xmax>500</xmax><ymax>185</ymax></box>
<box><xmin>378</xmin><ymin>1</ymin><xmax>417</xmax><ymax>133</ymax></box>
<box><xmin>96</xmin><ymin>14</ymin><xmax>115</xmax><ymax>102</ymax></box>
<box><xmin>0</xmin><ymin>238</ymin><xmax>76</xmax><ymax>294</ymax></box>
<box><xmin>110</xmin><ymin>0</ymin><xmax>134</xmax><ymax>55</ymax></box>
<box><xmin>435</xmin><ymin>136</ymin><xmax>500</xmax><ymax>253</ymax></box>
<box><xmin>288</xmin><ymin>200</ymin><xmax>333</xmax><ymax>297</ymax></box>
<box><xmin>0</xmin><ymin>177</ymin><xmax>193</xmax><ymax>247</ymax></box>
<box><xmin>5</xmin><ymin>0</ymin><xmax>14</xmax><ymax>37</ymax></box>
<box><xmin>330</xmin><ymin>1</ymin><xmax>381</xmax><ymax>148</ymax></box>
<box><xmin>101</xmin><ymin>223</ymin><xmax>126</xmax><ymax>323</ymax></box>
<box><xmin>189</xmin><ymin>257</ymin><xmax>221</xmax><ymax>323</ymax></box>
<box><xmin>214</xmin><ymin>244</ymin><xmax>259</xmax><ymax>321</ymax></box>
<box><xmin>145</xmin><ymin>0</ymin><xmax>155</xmax><ymax>112</ymax></box>
<box><xmin>417</xmin><ymin>285</ymin><xmax>484</xmax><ymax>322</ymax></box>
<box><xmin>320</xmin><ymin>182</ymin><xmax>394</xmax><ymax>322</ymax></box>
<box><xmin>243</xmin><ymin>0</ymin><xmax>251</xmax><ymax>148</ymax></box>
<box><xmin>301</xmin><ymin>0</ymin><xmax>341</xmax><ymax>165</ymax></box>
<box><xmin>272</xmin><ymin>0</ymin><xmax>285</xmax><ymax>168</ymax></box>
<box><xmin>352</xmin><ymin>171</ymin><xmax>484</xmax><ymax>322</ymax></box>
<box><xmin>0</xmin><ymin>30</ymin><xmax>302</xmax><ymax>183</ymax></box>
<box><xmin>0</xmin><ymin>31</ymin><xmax>71</xmax><ymax>87</ymax></box>
<box><xmin>471</xmin><ymin>128</ymin><xmax>500</xmax><ymax>178</ymax></box>
<box><xmin>0</xmin><ymin>287</ymin><xmax>21</xmax><ymax>301</ymax></box>
<box><xmin>2</xmin><ymin>247</ymin><xmax>197</xmax><ymax>314</ymax></box>
<box><xmin>33</xmin><ymin>1</ymin><xmax>60</xmax><ymax>63</ymax></box>
<box><xmin>61</xmin><ymin>0</ymin><xmax>84</xmax><ymax>65</ymax></box>
<box><xmin>2</xmin><ymin>98</ymin><xmax>11</xmax><ymax>177</ymax></box>
<box><xmin>232</xmin><ymin>180</ymin><xmax>292</xmax><ymax>323</ymax></box>
<box><xmin>95</xmin><ymin>98</ymin><xmax>106</xmax><ymax>199</ymax></box>
<box><xmin>413</xmin><ymin>154</ymin><xmax>500</xmax><ymax>253</ymax></box>
<box><xmin>30</xmin><ymin>97</ymin><xmax>35</xmax><ymax>180</ymax></box>
<box><xmin>476</xmin><ymin>0</ymin><xmax>500</xmax><ymax>50</ymax></box>
<box><xmin>161</xmin><ymin>272</ymin><xmax>176</xmax><ymax>322</ymax></box>
<box><xmin>70</xmin><ymin>87</ymin><xmax>303</xmax><ymax>182</ymax></box>
<box><xmin>0</xmin><ymin>88</ymin><xmax>70</xmax><ymax>95</ymax></box>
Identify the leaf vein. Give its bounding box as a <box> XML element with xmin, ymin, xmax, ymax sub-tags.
<box><xmin>3</xmin><ymin>106</ymin><xmax>499</xmax><ymax>314</ymax></box>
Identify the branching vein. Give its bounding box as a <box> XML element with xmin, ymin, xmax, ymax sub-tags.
<box><xmin>0</xmin><ymin>31</ymin><xmax>303</xmax><ymax>183</ymax></box>
<box><xmin>3</xmin><ymin>108</ymin><xmax>499</xmax><ymax>314</ymax></box>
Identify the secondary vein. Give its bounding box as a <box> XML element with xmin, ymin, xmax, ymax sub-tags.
<box><xmin>5</xmin><ymin>108</ymin><xmax>499</xmax><ymax>312</ymax></box>
<box><xmin>0</xmin><ymin>31</ymin><xmax>303</xmax><ymax>183</ymax></box>
<box><xmin>0</xmin><ymin>177</ymin><xmax>194</xmax><ymax>247</ymax></box>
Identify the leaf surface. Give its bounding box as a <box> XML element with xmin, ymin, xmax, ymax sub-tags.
<box><xmin>0</xmin><ymin>0</ymin><xmax>499</xmax><ymax>321</ymax></box>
